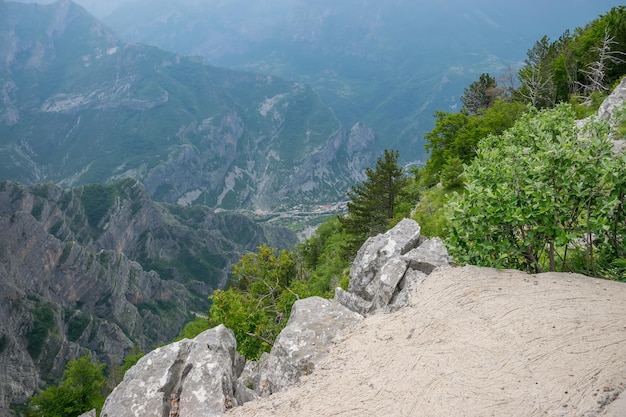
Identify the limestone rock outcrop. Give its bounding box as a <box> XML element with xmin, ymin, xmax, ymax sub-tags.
<box><xmin>335</xmin><ymin>218</ymin><xmax>451</xmax><ymax>315</ymax></box>
<box><xmin>254</xmin><ymin>297</ymin><xmax>363</xmax><ymax>396</ymax></box>
<box><xmin>101</xmin><ymin>325</ymin><xmax>244</xmax><ymax>417</ymax></box>
<box><xmin>101</xmin><ymin>298</ymin><xmax>362</xmax><ymax>415</ymax></box>
<box><xmin>580</xmin><ymin>76</ymin><xmax>626</xmax><ymax>153</ymax></box>
<box><xmin>100</xmin><ymin>219</ymin><xmax>448</xmax><ymax>416</ymax></box>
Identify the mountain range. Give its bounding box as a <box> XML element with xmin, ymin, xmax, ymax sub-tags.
<box><xmin>0</xmin><ymin>0</ymin><xmax>376</xmax><ymax>211</ymax></box>
<box><xmin>0</xmin><ymin>178</ymin><xmax>296</xmax><ymax>413</ymax></box>
<box><xmin>98</xmin><ymin>0</ymin><xmax>626</xmax><ymax>162</ymax></box>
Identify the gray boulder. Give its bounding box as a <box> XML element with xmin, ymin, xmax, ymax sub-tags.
<box><xmin>598</xmin><ymin>76</ymin><xmax>626</xmax><ymax>124</ymax></box>
<box><xmin>596</xmin><ymin>76</ymin><xmax>626</xmax><ymax>153</ymax></box>
<box><xmin>348</xmin><ymin>218</ymin><xmax>422</xmax><ymax>301</ymax></box>
<box><xmin>78</xmin><ymin>410</ymin><xmax>96</xmax><ymax>417</ymax></box>
<box><xmin>233</xmin><ymin>353</ymin><xmax>269</xmax><ymax>405</ymax></box>
<box><xmin>401</xmin><ymin>237</ymin><xmax>451</xmax><ymax>274</ymax></box>
<box><xmin>256</xmin><ymin>297</ymin><xmax>363</xmax><ymax>396</ymax></box>
<box><xmin>371</xmin><ymin>258</ymin><xmax>410</xmax><ymax>311</ymax></box>
<box><xmin>101</xmin><ymin>325</ymin><xmax>244</xmax><ymax>417</ymax></box>
<box><xmin>336</xmin><ymin>219</ymin><xmax>451</xmax><ymax>315</ymax></box>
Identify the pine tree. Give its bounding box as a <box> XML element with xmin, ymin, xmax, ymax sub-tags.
<box><xmin>341</xmin><ymin>149</ymin><xmax>407</xmax><ymax>247</ymax></box>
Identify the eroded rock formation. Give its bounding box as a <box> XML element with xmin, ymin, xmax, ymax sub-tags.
<box><xmin>335</xmin><ymin>218</ymin><xmax>451</xmax><ymax>315</ymax></box>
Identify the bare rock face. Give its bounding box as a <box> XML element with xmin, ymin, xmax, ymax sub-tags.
<box><xmin>598</xmin><ymin>77</ymin><xmax>626</xmax><ymax>125</ymax></box>
<box><xmin>347</xmin><ymin>218</ymin><xmax>423</xmax><ymax>302</ymax></box>
<box><xmin>335</xmin><ymin>219</ymin><xmax>451</xmax><ymax>315</ymax></box>
<box><xmin>254</xmin><ymin>297</ymin><xmax>363</xmax><ymax>396</ymax></box>
<box><xmin>595</xmin><ymin>77</ymin><xmax>626</xmax><ymax>153</ymax></box>
<box><xmin>101</xmin><ymin>325</ymin><xmax>245</xmax><ymax>417</ymax></box>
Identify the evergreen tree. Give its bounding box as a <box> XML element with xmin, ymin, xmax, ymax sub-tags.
<box><xmin>341</xmin><ymin>149</ymin><xmax>407</xmax><ymax>247</ymax></box>
<box><xmin>461</xmin><ymin>73</ymin><xmax>498</xmax><ymax>114</ymax></box>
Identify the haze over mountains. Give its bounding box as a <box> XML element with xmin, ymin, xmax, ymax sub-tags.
<box><xmin>2</xmin><ymin>1</ymin><xmax>626</xmax><ymax>415</ymax></box>
<box><xmin>1</xmin><ymin>0</ymin><xmax>378</xmax><ymax>211</ymax></box>
<box><xmin>2</xmin><ymin>0</ymin><xmax>624</xmax><ymax>211</ymax></box>
<box><xmin>18</xmin><ymin>0</ymin><xmax>625</xmax><ymax>162</ymax></box>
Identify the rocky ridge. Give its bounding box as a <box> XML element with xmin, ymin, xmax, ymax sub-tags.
<box><xmin>102</xmin><ymin>218</ymin><xmax>626</xmax><ymax>417</ymax></box>
<box><xmin>0</xmin><ymin>0</ymin><xmax>377</xmax><ymax>211</ymax></box>
<box><xmin>101</xmin><ymin>218</ymin><xmax>452</xmax><ymax>416</ymax></box>
<box><xmin>0</xmin><ymin>179</ymin><xmax>295</xmax><ymax>414</ymax></box>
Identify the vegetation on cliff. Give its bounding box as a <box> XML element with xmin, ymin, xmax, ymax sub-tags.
<box><xmin>447</xmin><ymin>104</ymin><xmax>626</xmax><ymax>276</ymax></box>
<box><xmin>188</xmin><ymin>6</ymin><xmax>626</xmax><ymax>362</ymax></box>
<box><xmin>25</xmin><ymin>356</ymin><xmax>105</xmax><ymax>417</ymax></box>
<box><xmin>200</xmin><ymin>149</ymin><xmax>412</xmax><ymax>359</ymax></box>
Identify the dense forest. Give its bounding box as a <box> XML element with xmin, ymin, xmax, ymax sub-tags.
<box><xmin>22</xmin><ymin>6</ymin><xmax>626</xmax><ymax>417</ymax></box>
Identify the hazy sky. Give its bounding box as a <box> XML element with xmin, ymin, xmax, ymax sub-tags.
<box><xmin>13</xmin><ymin>0</ymin><xmax>626</xmax><ymax>25</ymax></box>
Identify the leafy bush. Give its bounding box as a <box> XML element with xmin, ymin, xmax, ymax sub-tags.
<box><xmin>447</xmin><ymin>104</ymin><xmax>626</xmax><ymax>276</ymax></box>
<box><xmin>27</xmin><ymin>356</ymin><xmax>106</xmax><ymax>417</ymax></box>
<box><xmin>26</xmin><ymin>303</ymin><xmax>56</xmax><ymax>360</ymax></box>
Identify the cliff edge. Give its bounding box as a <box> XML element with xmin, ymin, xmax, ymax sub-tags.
<box><xmin>229</xmin><ymin>265</ymin><xmax>626</xmax><ymax>417</ymax></box>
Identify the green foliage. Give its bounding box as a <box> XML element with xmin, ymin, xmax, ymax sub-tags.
<box><xmin>26</xmin><ymin>303</ymin><xmax>56</xmax><ymax>360</ymax></box>
<box><xmin>446</xmin><ymin>104</ymin><xmax>626</xmax><ymax>276</ymax></box>
<box><xmin>297</xmin><ymin>217</ymin><xmax>351</xmax><ymax>296</ymax></box>
<box><xmin>517</xmin><ymin>35</ymin><xmax>558</xmax><ymax>108</ymax></box>
<box><xmin>209</xmin><ymin>245</ymin><xmax>298</xmax><ymax>359</ymax></box>
<box><xmin>119</xmin><ymin>345</ymin><xmax>145</xmax><ymax>376</ymax></box>
<box><xmin>0</xmin><ymin>334</ymin><xmax>8</xmax><ymax>353</ymax></box>
<box><xmin>517</xmin><ymin>6</ymin><xmax>626</xmax><ymax>106</ymax></box>
<box><xmin>440</xmin><ymin>157</ymin><xmax>464</xmax><ymax>189</ymax></box>
<box><xmin>136</xmin><ymin>299</ymin><xmax>178</xmax><ymax>315</ymax></box>
<box><xmin>422</xmin><ymin>100</ymin><xmax>527</xmax><ymax>187</ymax></box>
<box><xmin>341</xmin><ymin>149</ymin><xmax>408</xmax><ymax>250</ymax></box>
<box><xmin>461</xmin><ymin>73</ymin><xmax>498</xmax><ymax>115</ymax></box>
<box><xmin>80</xmin><ymin>184</ymin><xmax>115</xmax><ymax>229</ymax></box>
<box><xmin>570</xmin><ymin>92</ymin><xmax>608</xmax><ymax>119</ymax></box>
<box><xmin>412</xmin><ymin>186</ymin><xmax>459</xmax><ymax>238</ymax></box>
<box><xmin>66</xmin><ymin>314</ymin><xmax>90</xmax><ymax>343</ymax></box>
<box><xmin>614</xmin><ymin>104</ymin><xmax>626</xmax><ymax>139</ymax></box>
<box><xmin>176</xmin><ymin>317</ymin><xmax>210</xmax><ymax>341</ymax></box>
<box><xmin>27</xmin><ymin>356</ymin><xmax>106</xmax><ymax>417</ymax></box>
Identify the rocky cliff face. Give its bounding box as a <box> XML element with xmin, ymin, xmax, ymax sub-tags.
<box><xmin>0</xmin><ymin>179</ymin><xmax>296</xmax><ymax>413</ymax></box>
<box><xmin>0</xmin><ymin>0</ymin><xmax>376</xmax><ymax>211</ymax></box>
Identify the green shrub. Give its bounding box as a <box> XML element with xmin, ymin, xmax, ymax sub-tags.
<box><xmin>0</xmin><ymin>334</ymin><xmax>8</xmax><ymax>353</ymax></box>
<box><xmin>26</xmin><ymin>303</ymin><xmax>56</xmax><ymax>359</ymax></box>
<box><xmin>66</xmin><ymin>314</ymin><xmax>90</xmax><ymax>342</ymax></box>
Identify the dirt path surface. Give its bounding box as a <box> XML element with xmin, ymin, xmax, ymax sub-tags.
<box><xmin>228</xmin><ymin>266</ymin><xmax>626</xmax><ymax>417</ymax></box>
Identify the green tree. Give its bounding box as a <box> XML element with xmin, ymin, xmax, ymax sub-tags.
<box><xmin>341</xmin><ymin>149</ymin><xmax>408</xmax><ymax>247</ymax></box>
<box><xmin>446</xmin><ymin>104</ymin><xmax>625</xmax><ymax>275</ymax></box>
<box><xmin>422</xmin><ymin>100</ymin><xmax>527</xmax><ymax>187</ymax></box>
<box><xmin>28</xmin><ymin>356</ymin><xmax>105</xmax><ymax>417</ymax></box>
<box><xmin>461</xmin><ymin>73</ymin><xmax>498</xmax><ymax>115</ymax></box>
<box><xmin>297</xmin><ymin>217</ymin><xmax>351</xmax><ymax>295</ymax></box>
<box><xmin>208</xmin><ymin>245</ymin><xmax>298</xmax><ymax>359</ymax></box>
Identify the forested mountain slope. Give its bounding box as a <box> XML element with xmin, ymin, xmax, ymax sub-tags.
<box><xmin>0</xmin><ymin>0</ymin><xmax>375</xmax><ymax>211</ymax></box>
<box><xmin>99</xmin><ymin>0</ymin><xmax>625</xmax><ymax>161</ymax></box>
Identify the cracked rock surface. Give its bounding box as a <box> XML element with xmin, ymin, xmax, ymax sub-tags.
<box><xmin>101</xmin><ymin>325</ymin><xmax>244</xmax><ymax>417</ymax></box>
